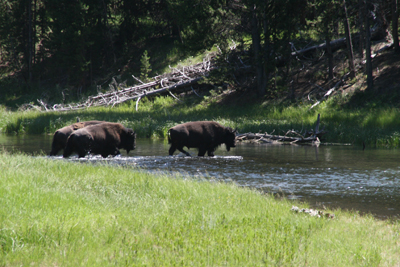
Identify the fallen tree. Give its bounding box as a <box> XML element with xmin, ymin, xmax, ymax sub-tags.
<box><xmin>236</xmin><ymin>114</ymin><xmax>327</xmax><ymax>146</ymax></box>
<box><xmin>37</xmin><ymin>56</ymin><xmax>215</xmax><ymax>112</ymax></box>
<box><xmin>289</xmin><ymin>25</ymin><xmax>384</xmax><ymax>60</ymax></box>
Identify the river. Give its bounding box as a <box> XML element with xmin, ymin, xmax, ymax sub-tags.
<box><xmin>1</xmin><ymin>134</ymin><xmax>399</xmax><ymax>219</ymax></box>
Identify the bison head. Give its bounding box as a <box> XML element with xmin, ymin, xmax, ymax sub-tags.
<box><xmin>125</xmin><ymin>128</ymin><xmax>136</xmax><ymax>153</ymax></box>
<box><xmin>224</xmin><ymin>127</ymin><xmax>237</xmax><ymax>151</ymax></box>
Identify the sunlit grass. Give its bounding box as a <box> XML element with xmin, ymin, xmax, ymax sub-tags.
<box><xmin>1</xmin><ymin>94</ymin><xmax>400</xmax><ymax>147</ymax></box>
<box><xmin>0</xmin><ymin>152</ymin><xmax>399</xmax><ymax>266</ymax></box>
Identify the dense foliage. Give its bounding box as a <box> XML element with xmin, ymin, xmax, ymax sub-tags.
<box><xmin>0</xmin><ymin>0</ymin><xmax>398</xmax><ymax>105</ymax></box>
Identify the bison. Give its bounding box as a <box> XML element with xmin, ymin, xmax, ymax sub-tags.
<box><xmin>168</xmin><ymin>121</ymin><xmax>236</xmax><ymax>156</ymax></box>
<box><xmin>63</xmin><ymin>122</ymin><xmax>136</xmax><ymax>158</ymax></box>
<box><xmin>50</xmin><ymin>120</ymin><xmax>104</xmax><ymax>156</ymax></box>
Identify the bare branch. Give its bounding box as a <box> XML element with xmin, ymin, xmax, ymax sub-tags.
<box><xmin>42</xmin><ymin>55</ymin><xmax>216</xmax><ymax>112</ymax></box>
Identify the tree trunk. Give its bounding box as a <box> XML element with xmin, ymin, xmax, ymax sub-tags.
<box><xmin>365</xmin><ymin>1</ymin><xmax>374</xmax><ymax>90</ymax></box>
<box><xmin>27</xmin><ymin>0</ymin><xmax>33</xmax><ymax>83</ymax></box>
<box><xmin>393</xmin><ymin>0</ymin><xmax>400</xmax><ymax>53</ymax></box>
<box><xmin>251</xmin><ymin>5</ymin><xmax>266</xmax><ymax>96</ymax></box>
<box><xmin>343</xmin><ymin>0</ymin><xmax>355</xmax><ymax>79</ymax></box>
<box><xmin>33</xmin><ymin>0</ymin><xmax>37</xmax><ymax>65</ymax></box>
<box><xmin>102</xmin><ymin>0</ymin><xmax>116</xmax><ymax>64</ymax></box>
<box><xmin>358</xmin><ymin>0</ymin><xmax>365</xmax><ymax>57</ymax></box>
<box><xmin>325</xmin><ymin>21</ymin><xmax>334</xmax><ymax>80</ymax></box>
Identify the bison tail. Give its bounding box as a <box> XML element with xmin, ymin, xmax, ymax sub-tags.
<box><xmin>49</xmin><ymin>141</ymin><xmax>57</xmax><ymax>156</ymax></box>
<box><xmin>167</xmin><ymin>129</ymin><xmax>172</xmax><ymax>144</ymax></box>
<box><xmin>49</xmin><ymin>132</ymin><xmax>60</xmax><ymax>156</ymax></box>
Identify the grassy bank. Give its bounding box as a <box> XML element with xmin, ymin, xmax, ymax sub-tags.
<box><xmin>0</xmin><ymin>152</ymin><xmax>399</xmax><ymax>266</ymax></box>
<box><xmin>1</xmin><ymin>94</ymin><xmax>400</xmax><ymax>147</ymax></box>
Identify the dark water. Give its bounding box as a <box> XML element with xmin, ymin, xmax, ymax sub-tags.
<box><xmin>1</xmin><ymin>135</ymin><xmax>399</xmax><ymax>219</ymax></box>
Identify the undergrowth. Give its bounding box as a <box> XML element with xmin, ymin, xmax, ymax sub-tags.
<box><xmin>1</xmin><ymin>93</ymin><xmax>400</xmax><ymax>148</ymax></box>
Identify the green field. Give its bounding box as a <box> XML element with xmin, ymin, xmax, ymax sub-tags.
<box><xmin>1</xmin><ymin>152</ymin><xmax>399</xmax><ymax>266</ymax></box>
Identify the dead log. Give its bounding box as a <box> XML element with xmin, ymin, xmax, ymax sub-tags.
<box><xmin>111</xmin><ymin>77</ymin><xmax>203</xmax><ymax>106</ymax></box>
<box><xmin>291</xmin><ymin>37</ymin><xmax>347</xmax><ymax>59</ymax></box>
<box><xmin>309</xmin><ymin>73</ymin><xmax>351</xmax><ymax>110</ymax></box>
<box><xmin>290</xmin><ymin>26</ymin><xmax>382</xmax><ymax>59</ymax></box>
<box><xmin>39</xmin><ymin>56</ymin><xmax>215</xmax><ymax>112</ymax></box>
<box><xmin>237</xmin><ymin>114</ymin><xmax>327</xmax><ymax>146</ymax></box>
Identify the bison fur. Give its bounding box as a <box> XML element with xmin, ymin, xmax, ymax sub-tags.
<box><xmin>168</xmin><ymin>121</ymin><xmax>236</xmax><ymax>157</ymax></box>
<box><xmin>50</xmin><ymin>120</ymin><xmax>104</xmax><ymax>156</ymax></box>
<box><xmin>63</xmin><ymin>122</ymin><xmax>136</xmax><ymax>158</ymax></box>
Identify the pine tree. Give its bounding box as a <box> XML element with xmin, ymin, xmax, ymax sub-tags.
<box><xmin>140</xmin><ymin>50</ymin><xmax>152</xmax><ymax>83</ymax></box>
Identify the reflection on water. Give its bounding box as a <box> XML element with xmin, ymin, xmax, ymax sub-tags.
<box><xmin>1</xmin><ymin>135</ymin><xmax>399</xmax><ymax>219</ymax></box>
<box><xmin>0</xmin><ymin>134</ymin><xmax>54</xmax><ymax>155</ymax></box>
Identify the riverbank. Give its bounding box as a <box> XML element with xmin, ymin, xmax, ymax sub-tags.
<box><xmin>1</xmin><ymin>152</ymin><xmax>399</xmax><ymax>266</ymax></box>
<box><xmin>1</xmin><ymin>94</ymin><xmax>400</xmax><ymax>148</ymax></box>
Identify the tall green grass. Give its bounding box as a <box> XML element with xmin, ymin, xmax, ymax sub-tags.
<box><xmin>1</xmin><ymin>94</ymin><xmax>400</xmax><ymax>147</ymax></box>
<box><xmin>0</xmin><ymin>152</ymin><xmax>399</xmax><ymax>266</ymax></box>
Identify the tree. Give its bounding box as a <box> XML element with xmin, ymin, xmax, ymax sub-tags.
<box><xmin>241</xmin><ymin>0</ymin><xmax>306</xmax><ymax>96</ymax></box>
<box><xmin>2</xmin><ymin>0</ymin><xmax>393</xmax><ymax>100</ymax></box>
<box><xmin>116</xmin><ymin>0</ymin><xmax>150</xmax><ymax>50</ymax></box>
<box><xmin>343</xmin><ymin>0</ymin><xmax>355</xmax><ymax>79</ymax></box>
<box><xmin>140</xmin><ymin>50</ymin><xmax>152</xmax><ymax>82</ymax></box>
<box><xmin>164</xmin><ymin>0</ymin><xmax>236</xmax><ymax>52</ymax></box>
<box><xmin>358</xmin><ymin>0</ymin><xmax>365</xmax><ymax>58</ymax></box>
<box><xmin>364</xmin><ymin>0</ymin><xmax>374</xmax><ymax>90</ymax></box>
<box><xmin>393</xmin><ymin>0</ymin><xmax>400</xmax><ymax>53</ymax></box>
<box><xmin>0</xmin><ymin>0</ymin><xmax>39</xmax><ymax>83</ymax></box>
<box><xmin>27</xmin><ymin>0</ymin><xmax>33</xmax><ymax>82</ymax></box>
<box><xmin>324</xmin><ymin>8</ymin><xmax>334</xmax><ymax>80</ymax></box>
<box><xmin>250</xmin><ymin>3</ymin><xmax>266</xmax><ymax>96</ymax></box>
<box><xmin>317</xmin><ymin>0</ymin><xmax>340</xmax><ymax>80</ymax></box>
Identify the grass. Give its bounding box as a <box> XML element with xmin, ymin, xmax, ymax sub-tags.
<box><xmin>0</xmin><ymin>152</ymin><xmax>399</xmax><ymax>266</ymax></box>
<box><xmin>2</xmin><ymin>94</ymin><xmax>400</xmax><ymax>148</ymax></box>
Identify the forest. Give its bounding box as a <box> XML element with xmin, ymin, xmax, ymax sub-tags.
<box><xmin>0</xmin><ymin>0</ymin><xmax>399</xmax><ymax>109</ymax></box>
<box><xmin>2</xmin><ymin>3</ymin><xmax>400</xmax><ymax>265</ymax></box>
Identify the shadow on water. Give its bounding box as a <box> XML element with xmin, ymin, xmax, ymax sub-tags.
<box><xmin>1</xmin><ymin>135</ymin><xmax>399</xmax><ymax>220</ymax></box>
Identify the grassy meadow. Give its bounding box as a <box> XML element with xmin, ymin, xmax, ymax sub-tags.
<box><xmin>2</xmin><ymin>94</ymin><xmax>400</xmax><ymax>148</ymax></box>
<box><xmin>1</xmin><ymin>152</ymin><xmax>399</xmax><ymax>266</ymax></box>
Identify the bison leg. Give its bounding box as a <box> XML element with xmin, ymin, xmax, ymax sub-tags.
<box><xmin>198</xmin><ymin>148</ymin><xmax>207</xmax><ymax>157</ymax></box>
<box><xmin>177</xmin><ymin>146</ymin><xmax>191</xmax><ymax>156</ymax></box>
<box><xmin>101</xmin><ymin>148</ymin><xmax>120</xmax><ymax>158</ymax></box>
<box><xmin>207</xmin><ymin>146</ymin><xmax>217</xmax><ymax>157</ymax></box>
<box><xmin>63</xmin><ymin>146</ymin><xmax>81</xmax><ymax>158</ymax></box>
<box><xmin>169</xmin><ymin>144</ymin><xmax>190</xmax><ymax>156</ymax></box>
<box><xmin>63</xmin><ymin>139</ymin><xmax>75</xmax><ymax>158</ymax></box>
<box><xmin>63</xmin><ymin>146</ymin><xmax>73</xmax><ymax>158</ymax></box>
<box><xmin>169</xmin><ymin>145</ymin><xmax>177</xmax><ymax>156</ymax></box>
<box><xmin>50</xmin><ymin>133</ymin><xmax>63</xmax><ymax>156</ymax></box>
<box><xmin>76</xmin><ymin>146</ymin><xmax>88</xmax><ymax>158</ymax></box>
<box><xmin>49</xmin><ymin>145</ymin><xmax>60</xmax><ymax>156</ymax></box>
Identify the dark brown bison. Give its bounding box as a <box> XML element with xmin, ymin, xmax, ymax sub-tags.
<box><xmin>50</xmin><ymin>120</ymin><xmax>104</xmax><ymax>156</ymax></box>
<box><xmin>168</xmin><ymin>121</ymin><xmax>236</xmax><ymax>157</ymax></box>
<box><xmin>63</xmin><ymin>122</ymin><xmax>136</xmax><ymax>158</ymax></box>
